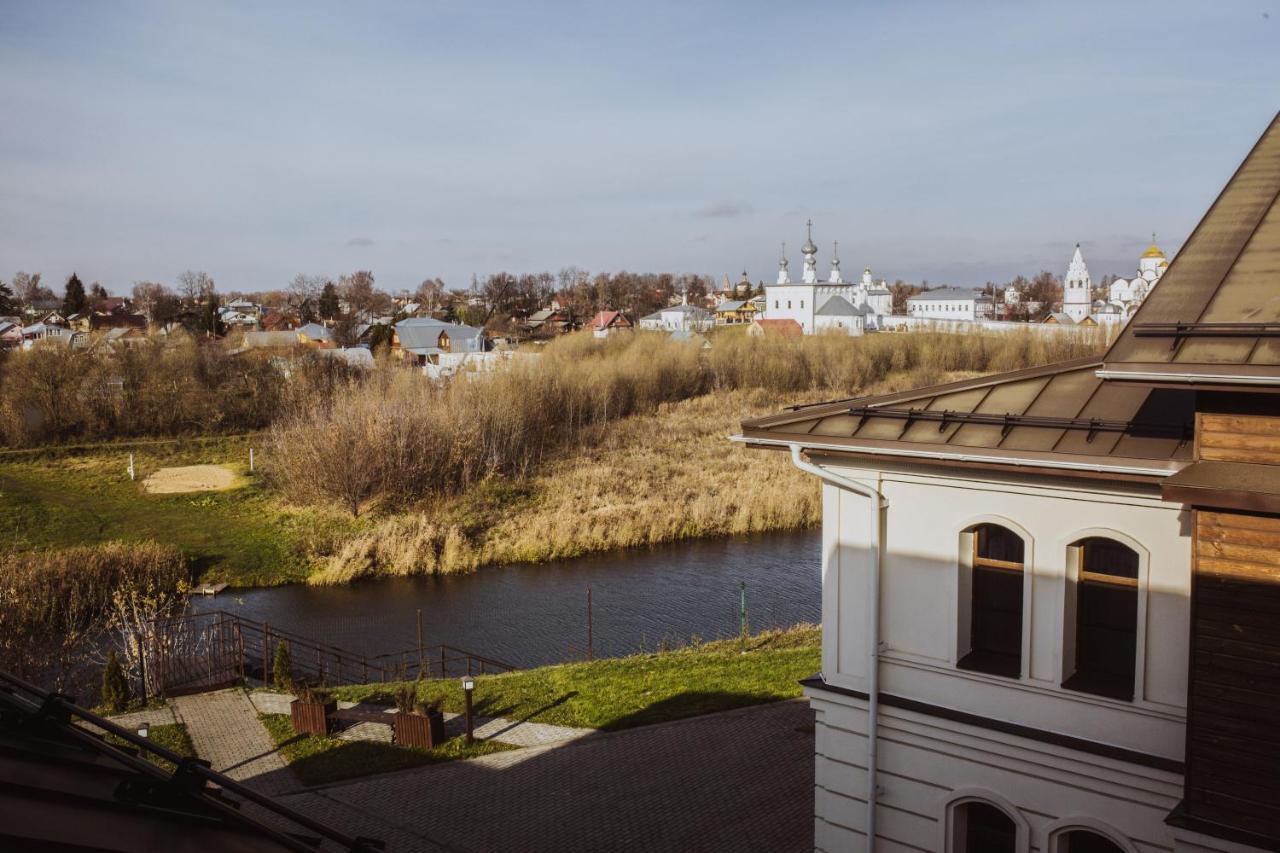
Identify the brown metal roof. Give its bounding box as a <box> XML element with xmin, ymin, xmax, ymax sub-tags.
<box><xmin>1161</xmin><ymin>460</ymin><xmax>1280</xmax><ymax>514</ymax></box>
<box><xmin>1103</xmin><ymin>112</ymin><xmax>1280</xmax><ymax>384</ymax></box>
<box><xmin>740</xmin><ymin>357</ymin><xmax>1194</xmax><ymax>478</ymax></box>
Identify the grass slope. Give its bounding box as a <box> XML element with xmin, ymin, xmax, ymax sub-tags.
<box><xmin>259</xmin><ymin>713</ymin><xmax>511</xmax><ymax>787</ymax></box>
<box><xmin>101</xmin><ymin>722</ymin><xmax>196</xmax><ymax>772</ymax></box>
<box><xmin>0</xmin><ymin>436</ymin><xmax>343</xmax><ymax>586</ymax></box>
<box><xmin>329</xmin><ymin>624</ymin><xmax>821</xmax><ymax>731</ymax></box>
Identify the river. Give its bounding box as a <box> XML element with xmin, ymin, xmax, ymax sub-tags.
<box><xmin>192</xmin><ymin>529</ymin><xmax>821</xmax><ymax>668</ymax></box>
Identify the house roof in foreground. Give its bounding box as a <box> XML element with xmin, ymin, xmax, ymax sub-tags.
<box><xmin>739</xmin><ymin>357</ymin><xmax>1195</xmax><ymax>478</ymax></box>
<box><xmin>1102</xmin><ymin>111</ymin><xmax>1280</xmax><ymax>388</ymax></box>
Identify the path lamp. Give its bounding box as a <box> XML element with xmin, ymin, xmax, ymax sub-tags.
<box><xmin>461</xmin><ymin>676</ymin><xmax>475</xmax><ymax>744</ymax></box>
<box><xmin>137</xmin><ymin>722</ymin><xmax>150</xmax><ymax>739</ymax></box>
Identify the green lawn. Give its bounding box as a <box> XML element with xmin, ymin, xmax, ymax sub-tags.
<box><xmin>101</xmin><ymin>722</ymin><xmax>197</xmax><ymax>772</ymax></box>
<box><xmin>329</xmin><ymin>624</ymin><xmax>821</xmax><ymax>731</ymax></box>
<box><xmin>0</xmin><ymin>437</ymin><xmax>350</xmax><ymax>586</ymax></box>
<box><xmin>258</xmin><ymin>713</ymin><xmax>512</xmax><ymax>787</ymax></box>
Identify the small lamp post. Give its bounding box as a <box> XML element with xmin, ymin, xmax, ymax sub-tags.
<box><xmin>461</xmin><ymin>676</ymin><xmax>475</xmax><ymax>744</ymax></box>
<box><xmin>137</xmin><ymin>722</ymin><xmax>150</xmax><ymax>739</ymax></box>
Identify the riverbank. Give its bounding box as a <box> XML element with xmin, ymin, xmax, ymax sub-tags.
<box><xmin>0</xmin><ymin>389</ymin><xmax>819</xmax><ymax>587</ymax></box>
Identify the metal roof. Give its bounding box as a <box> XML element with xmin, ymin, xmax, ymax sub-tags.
<box><xmin>739</xmin><ymin>357</ymin><xmax>1194</xmax><ymax>478</ymax></box>
<box><xmin>908</xmin><ymin>288</ymin><xmax>993</xmax><ymax>303</ymax></box>
<box><xmin>815</xmin><ymin>295</ymin><xmax>863</xmax><ymax>317</ymax></box>
<box><xmin>1102</xmin><ymin>111</ymin><xmax>1280</xmax><ymax>387</ymax></box>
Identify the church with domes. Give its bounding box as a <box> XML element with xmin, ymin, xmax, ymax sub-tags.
<box><xmin>764</xmin><ymin>222</ymin><xmax>893</xmax><ymax>335</ymax></box>
<box><xmin>1056</xmin><ymin>238</ymin><xmax>1170</xmax><ymax>326</ymax></box>
<box><xmin>1108</xmin><ymin>237</ymin><xmax>1169</xmax><ymax>318</ymax></box>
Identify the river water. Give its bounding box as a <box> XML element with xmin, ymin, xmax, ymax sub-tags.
<box><xmin>192</xmin><ymin>529</ymin><xmax>821</xmax><ymax>668</ymax></box>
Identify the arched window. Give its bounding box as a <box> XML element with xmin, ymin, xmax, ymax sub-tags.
<box><xmin>1057</xmin><ymin>829</ymin><xmax>1126</xmax><ymax>853</ymax></box>
<box><xmin>959</xmin><ymin>523</ymin><xmax>1025</xmax><ymax>678</ymax></box>
<box><xmin>952</xmin><ymin>801</ymin><xmax>1017</xmax><ymax>853</ymax></box>
<box><xmin>1064</xmin><ymin>537</ymin><xmax>1139</xmax><ymax>700</ymax></box>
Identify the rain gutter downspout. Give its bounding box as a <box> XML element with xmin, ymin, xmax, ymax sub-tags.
<box><xmin>788</xmin><ymin>443</ymin><xmax>886</xmax><ymax>851</ymax></box>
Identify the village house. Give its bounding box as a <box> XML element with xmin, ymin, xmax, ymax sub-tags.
<box><xmin>0</xmin><ymin>320</ymin><xmax>23</xmax><ymax>350</ymax></box>
<box><xmin>638</xmin><ymin>295</ymin><xmax>713</xmax><ymax>332</ymax></box>
<box><xmin>390</xmin><ymin>316</ymin><xmax>487</xmax><ymax>367</ymax></box>
<box><xmin>521</xmin><ymin>307</ymin><xmax>576</xmax><ymax>337</ymax></box>
<box><xmin>21</xmin><ymin>322</ymin><xmax>83</xmax><ymax>349</ymax></box>
<box><xmin>295</xmin><ymin>322</ymin><xmax>333</xmax><ymax>347</ymax></box>
<box><xmin>587</xmin><ymin>310</ymin><xmax>633</xmax><ymax>338</ymax></box>
<box><xmin>737</xmin><ymin>112</ymin><xmax>1280</xmax><ymax>853</ymax></box>
<box><xmin>747</xmin><ymin>318</ymin><xmax>803</xmax><ymax>338</ymax></box>
<box><xmin>712</xmin><ymin>298</ymin><xmax>760</xmax><ymax>326</ymax></box>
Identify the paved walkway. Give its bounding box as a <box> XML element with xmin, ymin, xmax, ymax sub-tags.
<box><xmin>249</xmin><ymin>692</ymin><xmax>593</xmax><ymax>748</ymax></box>
<box><xmin>282</xmin><ymin>699</ymin><xmax>815</xmax><ymax>853</ymax></box>
<box><xmin>102</xmin><ymin>706</ymin><xmax>177</xmax><ymax>729</ymax></box>
<box><xmin>172</xmin><ymin>688</ymin><xmax>295</xmax><ymax>796</ymax></box>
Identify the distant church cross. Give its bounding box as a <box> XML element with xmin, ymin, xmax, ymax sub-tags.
<box><xmin>807</xmin><ymin>219</ymin><xmax>813</xmax><ymax>239</ymax></box>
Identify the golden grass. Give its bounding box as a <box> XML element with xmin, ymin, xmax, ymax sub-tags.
<box><xmin>305</xmin><ymin>389</ymin><xmax>819</xmax><ymax>584</ymax></box>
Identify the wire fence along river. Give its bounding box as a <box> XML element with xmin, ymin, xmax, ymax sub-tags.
<box><xmin>192</xmin><ymin>529</ymin><xmax>822</xmax><ymax>669</ymax></box>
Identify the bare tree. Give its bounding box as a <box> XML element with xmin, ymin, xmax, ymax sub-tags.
<box><xmin>131</xmin><ymin>281</ymin><xmax>171</xmax><ymax>320</ymax></box>
<box><xmin>338</xmin><ymin>270</ymin><xmax>377</xmax><ymax>319</ymax></box>
<box><xmin>177</xmin><ymin>270</ymin><xmax>215</xmax><ymax>303</ymax></box>
<box><xmin>414</xmin><ymin>277</ymin><xmax>446</xmax><ymax>313</ymax></box>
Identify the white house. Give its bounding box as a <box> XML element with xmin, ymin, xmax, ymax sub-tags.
<box><xmin>736</xmin><ymin>111</ymin><xmax>1280</xmax><ymax>853</ymax></box>
<box><xmin>638</xmin><ymin>296</ymin><xmax>713</xmax><ymax>332</ymax></box>
<box><xmin>907</xmin><ymin>287</ymin><xmax>995</xmax><ymax>321</ymax></box>
<box><xmin>764</xmin><ymin>224</ymin><xmax>893</xmax><ymax>334</ymax></box>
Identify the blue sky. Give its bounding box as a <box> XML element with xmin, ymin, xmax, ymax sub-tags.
<box><xmin>1</xmin><ymin>1</ymin><xmax>1277</xmax><ymax>294</ymax></box>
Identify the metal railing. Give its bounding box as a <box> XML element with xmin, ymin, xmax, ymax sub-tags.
<box><xmin>148</xmin><ymin>610</ymin><xmax>516</xmax><ymax>695</ymax></box>
<box><xmin>0</xmin><ymin>669</ymin><xmax>384</xmax><ymax>852</ymax></box>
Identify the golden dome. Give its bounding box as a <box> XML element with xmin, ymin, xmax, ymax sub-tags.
<box><xmin>1141</xmin><ymin>243</ymin><xmax>1166</xmax><ymax>259</ymax></box>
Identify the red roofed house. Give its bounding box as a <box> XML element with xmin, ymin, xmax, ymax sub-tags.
<box><xmin>588</xmin><ymin>310</ymin><xmax>632</xmax><ymax>338</ymax></box>
<box><xmin>747</xmin><ymin>318</ymin><xmax>803</xmax><ymax>338</ymax></box>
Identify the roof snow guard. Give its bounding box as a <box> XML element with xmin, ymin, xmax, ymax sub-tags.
<box><xmin>738</xmin><ymin>358</ymin><xmax>1194</xmax><ymax>480</ymax></box>
<box><xmin>1102</xmin><ymin>112</ymin><xmax>1280</xmax><ymax>389</ymax></box>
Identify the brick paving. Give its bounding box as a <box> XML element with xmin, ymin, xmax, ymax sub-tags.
<box><xmin>102</xmin><ymin>706</ymin><xmax>177</xmax><ymax>729</ymax></box>
<box><xmin>172</xmin><ymin>688</ymin><xmax>296</xmax><ymax>796</ymax></box>
<box><xmin>283</xmin><ymin>699</ymin><xmax>815</xmax><ymax>853</ymax></box>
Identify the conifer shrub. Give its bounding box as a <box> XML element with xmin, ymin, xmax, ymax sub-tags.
<box><xmin>273</xmin><ymin>640</ymin><xmax>293</xmax><ymax>690</ymax></box>
<box><xmin>101</xmin><ymin>649</ymin><xmax>129</xmax><ymax>712</ymax></box>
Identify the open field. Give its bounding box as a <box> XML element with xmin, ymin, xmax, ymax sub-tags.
<box><xmin>327</xmin><ymin>624</ymin><xmax>821</xmax><ymax>731</ymax></box>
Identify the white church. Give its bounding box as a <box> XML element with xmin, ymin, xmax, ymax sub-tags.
<box><xmin>764</xmin><ymin>223</ymin><xmax>893</xmax><ymax>335</ymax></box>
<box><xmin>1061</xmin><ymin>239</ymin><xmax>1170</xmax><ymax>326</ymax></box>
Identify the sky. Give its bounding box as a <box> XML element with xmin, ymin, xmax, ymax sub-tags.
<box><xmin>1</xmin><ymin>1</ymin><xmax>1278</xmax><ymax>295</ymax></box>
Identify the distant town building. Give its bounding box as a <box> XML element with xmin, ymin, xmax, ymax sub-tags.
<box><xmin>638</xmin><ymin>294</ymin><xmax>713</xmax><ymax>332</ymax></box>
<box><xmin>906</xmin><ymin>287</ymin><xmax>995</xmax><ymax>322</ymax></box>
<box><xmin>1108</xmin><ymin>238</ymin><xmax>1169</xmax><ymax>320</ymax></box>
<box><xmin>764</xmin><ymin>223</ymin><xmax>892</xmax><ymax>334</ymax></box>
<box><xmin>1062</xmin><ymin>243</ymin><xmax>1092</xmax><ymax>323</ymax></box>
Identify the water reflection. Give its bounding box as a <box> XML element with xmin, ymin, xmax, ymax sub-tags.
<box><xmin>193</xmin><ymin>529</ymin><xmax>821</xmax><ymax>668</ymax></box>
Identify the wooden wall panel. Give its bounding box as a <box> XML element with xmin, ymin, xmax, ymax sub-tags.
<box><xmin>1185</xmin><ymin>509</ymin><xmax>1280</xmax><ymax>842</ymax></box>
<box><xmin>1198</xmin><ymin>413</ymin><xmax>1280</xmax><ymax>464</ymax></box>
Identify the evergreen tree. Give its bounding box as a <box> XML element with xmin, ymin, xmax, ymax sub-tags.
<box><xmin>0</xmin><ymin>280</ymin><xmax>16</xmax><ymax>315</ymax></box>
<box><xmin>101</xmin><ymin>649</ymin><xmax>129</xmax><ymax>712</ymax></box>
<box><xmin>273</xmin><ymin>639</ymin><xmax>293</xmax><ymax>690</ymax></box>
<box><xmin>196</xmin><ymin>291</ymin><xmax>223</xmax><ymax>335</ymax></box>
<box><xmin>62</xmin><ymin>272</ymin><xmax>87</xmax><ymax>315</ymax></box>
<box><xmin>318</xmin><ymin>281</ymin><xmax>340</xmax><ymax>320</ymax></box>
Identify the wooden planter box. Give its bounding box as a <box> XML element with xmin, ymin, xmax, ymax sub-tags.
<box><xmin>290</xmin><ymin>698</ymin><xmax>336</xmax><ymax>736</ymax></box>
<box><xmin>393</xmin><ymin>710</ymin><xmax>445</xmax><ymax>749</ymax></box>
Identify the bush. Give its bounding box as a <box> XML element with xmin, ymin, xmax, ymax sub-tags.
<box><xmin>273</xmin><ymin>640</ymin><xmax>293</xmax><ymax>690</ymax></box>
<box><xmin>0</xmin><ymin>541</ymin><xmax>188</xmax><ymax>693</ymax></box>
<box><xmin>101</xmin><ymin>649</ymin><xmax>129</xmax><ymax>712</ymax></box>
<box><xmin>267</xmin><ymin>328</ymin><xmax>1105</xmax><ymax>515</ymax></box>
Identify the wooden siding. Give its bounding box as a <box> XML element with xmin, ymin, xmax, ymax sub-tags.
<box><xmin>1185</xmin><ymin>509</ymin><xmax>1280</xmax><ymax>841</ymax></box>
<box><xmin>1197</xmin><ymin>413</ymin><xmax>1280</xmax><ymax>465</ymax></box>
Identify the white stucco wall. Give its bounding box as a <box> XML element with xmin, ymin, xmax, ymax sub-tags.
<box><xmin>807</xmin><ymin>457</ymin><xmax>1197</xmax><ymax>852</ymax></box>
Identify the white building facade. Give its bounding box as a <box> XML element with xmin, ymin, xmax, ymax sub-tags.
<box><xmin>906</xmin><ymin>288</ymin><xmax>995</xmax><ymax>321</ymax></box>
<box><xmin>1108</xmin><ymin>240</ymin><xmax>1169</xmax><ymax>320</ymax></box>
<box><xmin>764</xmin><ymin>224</ymin><xmax>893</xmax><ymax>335</ymax></box>
<box><xmin>1063</xmin><ymin>244</ymin><xmax>1092</xmax><ymax>323</ymax></box>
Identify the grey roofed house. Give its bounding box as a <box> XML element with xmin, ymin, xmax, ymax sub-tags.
<box><xmin>907</xmin><ymin>287</ymin><xmax>994</xmax><ymax>302</ymax></box>
<box><xmin>815</xmin><ymin>295</ymin><xmax>869</xmax><ymax>317</ymax></box>
<box><xmin>297</xmin><ymin>322</ymin><xmax>332</xmax><ymax>341</ymax></box>
<box><xmin>393</xmin><ymin>317</ymin><xmax>485</xmax><ymax>353</ymax></box>
<box><xmin>1044</xmin><ymin>312</ymin><xmax>1077</xmax><ymax>325</ymax></box>
<box><xmin>715</xmin><ymin>300</ymin><xmax>748</xmax><ymax>312</ymax></box>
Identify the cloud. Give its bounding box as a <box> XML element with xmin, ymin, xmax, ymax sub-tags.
<box><xmin>346</xmin><ymin>236</ymin><xmax>375</xmax><ymax>247</ymax></box>
<box><xmin>696</xmin><ymin>201</ymin><xmax>753</xmax><ymax>218</ymax></box>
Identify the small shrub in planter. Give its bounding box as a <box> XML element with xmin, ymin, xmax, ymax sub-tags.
<box><xmin>391</xmin><ymin>681</ymin><xmax>445</xmax><ymax>749</ymax></box>
<box><xmin>289</xmin><ymin>684</ymin><xmax>335</xmax><ymax>736</ymax></box>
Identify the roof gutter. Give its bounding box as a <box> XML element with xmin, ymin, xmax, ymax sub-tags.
<box><xmin>787</xmin><ymin>444</ymin><xmax>887</xmax><ymax>852</ymax></box>
<box><xmin>1095</xmin><ymin>369</ymin><xmax>1280</xmax><ymax>387</ymax></box>
<box><xmin>730</xmin><ymin>434</ymin><xmax>1177</xmax><ymax>479</ymax></box>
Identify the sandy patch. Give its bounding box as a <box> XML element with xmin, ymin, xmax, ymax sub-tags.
<box><xmin>142</xmin><ymin>464</ymin><xmax>240</xmax><ymax>494</ymax></box>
